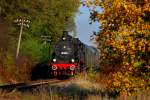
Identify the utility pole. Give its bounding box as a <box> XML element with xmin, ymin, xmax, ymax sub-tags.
<box><xmin>41</xmin><ymin>35</ymin><xmax>52</xmax><ymax>60</ymax></box>
<box><xmin>14</xmin><ymin>18</ymin><xmax>30</xmax><ymax>59</ymax></box>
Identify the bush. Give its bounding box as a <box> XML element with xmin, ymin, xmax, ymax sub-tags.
<box><xmin>107</xmin><ymin>69</ymin><xmax>149</xmax><ymax>96</ymax></box>
<box><xmin>21</xmin><ymin>36</ymin><xmax>50</xmax><ymax>63</ymax></box>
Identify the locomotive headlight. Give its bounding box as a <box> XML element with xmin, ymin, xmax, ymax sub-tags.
<box><xmin>62</xmin><ymin>37</ymin><xmax>66</xmax><ymax>40</ymax></box>
<box><xmin>71</xmin><ymin>59</ymin><xmax>75</xmax><ymax>63</ymax></box>
<box><xmin>70</xmin><ymin>65</ymin><xmax>75</xmax><ymax>70</ymax></box>
<box><xmin>53</xmin><ymin>59</ymin><xmax>56</xmax><ymax>62</ymax></box>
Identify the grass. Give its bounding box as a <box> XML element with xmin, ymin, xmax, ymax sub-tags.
<box><xmin>0</xmin><ymin>72</ymin><xmax>149</xmax><ymax>100</ymax></box>
<box><xmin>0</xmin><ymin>88</ymin><xmax>150</xmax><ymax>100</ymax></box>
<box><xmin>117</xmin><ymin>89</ymin><xmax>150</xmax><ymax>100</ymax></box>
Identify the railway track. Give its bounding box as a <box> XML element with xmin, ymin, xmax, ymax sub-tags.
<box><xmin>0</xmin><ymin>78</ymin><xmax>119</xmax><ymax>99</ymax></box>
<box><xmin>0</xmin><ymin>79</ymin><xmax>72</xmax><ymax>93</ymax></box>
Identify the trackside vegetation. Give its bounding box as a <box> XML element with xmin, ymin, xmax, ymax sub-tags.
<box><xmin>0</xmin><ymin>0</ymin><xmax>79</xmax><ymax>82</ymax></box>
<box><xmin>85</xmin><ymin>0</ymin><xmax>150</xmax><ymax>96</ymax></box>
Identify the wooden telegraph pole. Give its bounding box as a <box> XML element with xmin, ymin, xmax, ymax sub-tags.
<box><xmin>14</xmin><ymin>18</ymin><xmax>30</xmax><ymax>59</ymax></box>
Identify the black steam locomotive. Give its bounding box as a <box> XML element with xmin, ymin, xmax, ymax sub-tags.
<box><xmin>50</xmin><ymin>31</ymin><xmax>99</xmax><ymax>76</ymax></box>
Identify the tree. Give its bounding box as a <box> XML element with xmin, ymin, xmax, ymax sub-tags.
<box><xmin>85</xmin><ymin>0</ymin><xmax>150</xmax><ymax>95</ymax></box>
<box><xmin>0</xmin><ymin>0</ymin><xmax>79</xmax><ymax>40</ymax></box>
<box><xmin>0</xmin><ymin>0</ymin><xmax>79</xmax><ymax>62</ymax></box>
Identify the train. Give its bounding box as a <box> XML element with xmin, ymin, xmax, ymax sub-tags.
<box><xmin>31</xmin><ymin>31</ymin><xmax>99</xmax><ymax>80</ymax></box>
<box><xmin>49</xmin><ymin>31</ymin><xmax>99</xmax><ymax>77</ymax></box>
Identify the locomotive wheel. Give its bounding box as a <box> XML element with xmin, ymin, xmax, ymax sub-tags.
<box><xmin>71</xmin><ymin>71</ymin><xmax>74</xmax><ymax>76</ymax></box>
<box><xmin>70</xmin><ymin>71</ymin><xmax>75</xmax><ymax>76</ymax></box>
<box><xmin>54</xmin><ymin>71</ymin><xmax>58</xmax><ymax>77</ymax></box>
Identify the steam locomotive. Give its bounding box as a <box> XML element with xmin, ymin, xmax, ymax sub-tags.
<box><xmin>50</xmin><ymin>31</ymin><xmax>99</xmax><ymax>77</ymax></box>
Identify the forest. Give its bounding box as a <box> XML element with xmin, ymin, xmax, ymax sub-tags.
<box><xmin>0</xmin><ymin>0</ymin><xmax>79</xmax><ymax>82</ymax></box>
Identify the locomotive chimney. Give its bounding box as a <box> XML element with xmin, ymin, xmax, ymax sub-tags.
<box><xmin>62</xmin><ymin>30</ymin><xmax>69</xmax><ymax>40</ymax></box>
<box><xmin>63</xmin><ymin>30</ymin><xmax>69</xmax><ymax>35</ymax></box>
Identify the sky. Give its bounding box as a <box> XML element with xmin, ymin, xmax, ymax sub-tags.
<box><xmin>75</xmin><ymin>5</ymin><xmax>102</xmax><ymax>46</ymax></box>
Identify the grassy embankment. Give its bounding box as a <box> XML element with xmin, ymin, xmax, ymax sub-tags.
<box><xmin>0</xmin><ymin>72</ymin><xmax>150</xmax><ymax>100</ymax></box>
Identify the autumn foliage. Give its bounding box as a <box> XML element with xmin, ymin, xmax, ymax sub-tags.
<box><xmin>85</xmin><ymin>0</ymin><xmax>150</xmax><ymax>95</ymax></box>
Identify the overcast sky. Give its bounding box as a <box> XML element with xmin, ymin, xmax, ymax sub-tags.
<box><xmin>75</xmin><ymin>5</ymin><xmax>101</xmax><ymax>46</ymax></box>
